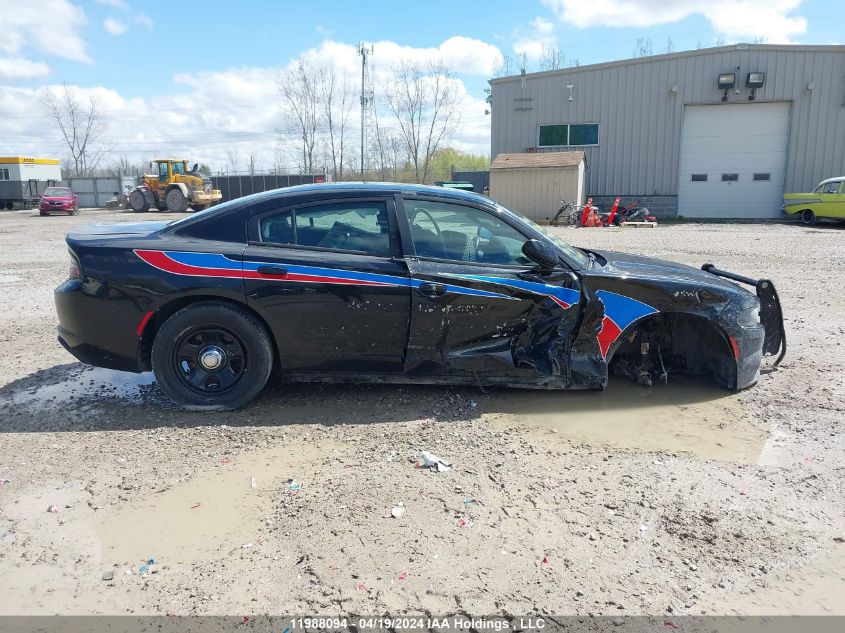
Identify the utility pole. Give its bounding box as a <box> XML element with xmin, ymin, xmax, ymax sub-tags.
<box><xmin>358</xmin><ymin>42</ymin><xmax>374</xmax><ymax>180</ymax></box>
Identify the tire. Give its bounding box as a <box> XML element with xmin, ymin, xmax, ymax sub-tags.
<box><xmin>151</xmin><ymin>302</ymin><xmax>274</xmax><ymax>410</ymax></box>
<box><xmin>800</xmin><ymin>209</ymin><xmax>816</xmax><ymax>225</ymax></box>
<box><xmin>165</xmin><ymin>188</ymin><xmax>190</xmax><ymax>212</ymax></box>
<box><xmin>129</xmin><ymin>189</ymin><xmax>149</xmax><ymax>213</ymax></box>
<box><xmin>39</xmin><ymin>210</ymin><xmax>47</xmax><ymax>216</ymax></box>
<box><xmin>71</xmin><ymin>203</ymin><xmax>79</xmax><ymax>216</ymax></box>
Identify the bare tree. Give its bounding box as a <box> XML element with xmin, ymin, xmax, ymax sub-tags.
<box><xmin>539</xmin><ymin>47</ymin><xmax>565</xmax><ymax>71</ymax></box>
<box><xmin>278</xmin><ymin>58</ymin><xmax>319</xmax><ymax>173</ymax></box>
<box><xmin>319</xmin><ymin>64</ymin><xmax>356</xmax><ymax>182</ymax></box>
<box><xmin>247</xmin><ymin>151</ymin><xmax>256</xmax><ymax>176</ymax></box>
<box><xmin>383</xmin><ymin>60</ymin><xmax>461</xmax><ymax>184</ymax></box>
<box><xmin>42</xmin><ymin>84</ymin><xmax>107</xmax><ymax>177</ymax></box>
<box><xmin>665</xmin><ymin>37</ymin><xmax>675</xmax><ymax>54</ymax></box>
<box><xmin>633</xmin><ymin>37</ymin><xmax>654</xmax><ymax>57</ymax></box>
<box><xmin>225</xmin><ymin>149</ymin><xmax>240</xmax><ymax>174</ymax></box>
<box><xmin>110</xmin><ymin>154</ymin><xmax>145</xmax><ymax>177</ymax></box>
<box><xmin>492</xmin><ymin>54</ymin><xmax>518</xmax><ymax>78</ymax></box>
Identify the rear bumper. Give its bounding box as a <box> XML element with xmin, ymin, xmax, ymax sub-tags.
<box><xmin>54</xmin><ymin>278</ymin><xmax>144</xmax><ymax>372</ymax></box>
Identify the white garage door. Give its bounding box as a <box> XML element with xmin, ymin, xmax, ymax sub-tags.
<box><xmin>677</xmin><ymin>103</ymin><xmax>790</xmax><ymax>218</ymax></box>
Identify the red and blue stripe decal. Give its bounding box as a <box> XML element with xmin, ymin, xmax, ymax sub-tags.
<box><xmin>443</xmin><ymin>273</ymin><xmax>581</xmax><ymax>310</ymax></box>
<box><xmin>135</xmin><ymin>250</ymin><xmax>658</xmax><ymax>357</ymax></box>
<box><xmin>133</xmin><ymin>250</ymin><xmax>513</xmax><ymax>300</ymax></box>
<box><xmin>595</xmin><ymin>290</ymin><xmax>658</xmax><ymax>357</ymax></box>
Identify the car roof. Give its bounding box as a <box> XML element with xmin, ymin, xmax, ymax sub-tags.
<box><xmin>819</xmin><ymin>177</ymin><xmax>845</xmax><ymax>185</ymax></box>
<box><xmin>225</xmin><ymin>181</ymin><xmax>494</xmax><ymax>208</ymax></box>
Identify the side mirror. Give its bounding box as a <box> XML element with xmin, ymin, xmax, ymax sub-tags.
<box><xmin>522</xmin><ymin>238</ymin><xmax>559</xmax><ymax>270</ymax></box>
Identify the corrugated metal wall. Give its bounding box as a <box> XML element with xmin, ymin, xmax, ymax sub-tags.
<box><xmin>490</xmin><ymin>165</ymin><xmax>583</xmax><ymax>221</ymax></box>
<box><xmin>211</xmin><ymin>174</ymin><xmax>324</xmax><ymax>202</ymax></box>
<box><xmin>491</xmin><ymin>45</ymin><xmax>845</xmax><ymax>200</ymax></box>
<box><xmin>64</xmin><ymin>176</ymin><xmax>136</xmax><ymax>208</ymax></box>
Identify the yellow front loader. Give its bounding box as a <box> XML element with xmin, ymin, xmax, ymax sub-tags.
<box><xmin>128</xmin><ymin>159</ymin><xmax>222</xmax><ymax>213</ymax></box>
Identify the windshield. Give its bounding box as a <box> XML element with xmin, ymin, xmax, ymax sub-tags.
<box><xmin>495</xmin><ymin>202</ymin><xmax>592</xmax><ymax>269</ymax></box>
<box><xmin>44</xmin><ymin>187</ymin><xmax>70</xmax><ymax>197</ymax></box>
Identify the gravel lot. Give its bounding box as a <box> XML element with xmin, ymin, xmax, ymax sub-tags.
<box><xmin>0</xmin><ymin>207</ymin><xmax>843</xmax><ymax>616</ymax></box>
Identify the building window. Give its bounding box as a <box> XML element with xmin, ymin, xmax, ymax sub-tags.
<box><xmin>538</xmin><ymin>123</ymin><xmax>599</xmax><ymax>147</ymax></box>
<box><xmin>0</xmin><ymin>168</ymin><xmax>9</xmax><ymax>180</ymax></box>
<box><xmin>538</xmin><ymin>125</ymin><xmax>568</xmax><ymax>147</ymax></box>
<box><xmin>753</xmin><ymin>173</ymin><xmax>770</xmax><ymax>181</ymax></box>
<box><xmin>691</xmin><ymin>174</ymin><xmax>708</xmax><ymax>182</ymax></box>
<box><xmin>721</xmin><ymin>173</ymin><xmax>739</xmax><ymax>182</ymax></box>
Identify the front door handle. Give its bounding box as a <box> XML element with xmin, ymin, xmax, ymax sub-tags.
<box><xmin>257</xmin><ymin>265</ymin><xmax>288</xmax><ymax>276</ymax></box>
<box><xmin>419</xmin><ymin>281</ymin><xmax>447</xmax><ymax>298</ymax></box>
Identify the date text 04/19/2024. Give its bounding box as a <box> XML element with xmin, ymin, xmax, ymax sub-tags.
<box><xmin>287</xmin><ymin>617</ymin><xmax>547</xmax><ymax>631</ymax></box>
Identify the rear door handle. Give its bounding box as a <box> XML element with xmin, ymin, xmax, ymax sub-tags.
<box><xmin>419</xmin><ymin>281</ymin><xmax>447</xmax><ymax>298</ymax></box>
<box><xmin>256</xmin><ymin>265</ymin><xmax>288</xmax><ymax>276</ymax></box>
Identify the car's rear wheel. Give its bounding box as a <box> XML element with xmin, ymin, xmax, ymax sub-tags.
<box><xmin>800</xmin><ymin>209</ymin><xmax>816</xmax><ymax>225</ymax></box>
<box><xmin>151</xmin><ymin>302</ymin><xmax>274</xmax><ymax>410</ymax></box>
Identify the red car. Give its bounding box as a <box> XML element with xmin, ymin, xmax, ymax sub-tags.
<box><xmin>40</xmin><ymin>187</ymin><xmax>79</xmax><ymax>216</ymax></box>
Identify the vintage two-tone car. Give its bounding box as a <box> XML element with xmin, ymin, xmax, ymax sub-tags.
<box><xmin>54</xmin><ymin>183</ymin><xmax>785</xmax><ymax>410</ymax></box>
<box><xmin>783</xmin><ymin>176</ymin><xmax>845</xmax><ymax>224</ymax></box>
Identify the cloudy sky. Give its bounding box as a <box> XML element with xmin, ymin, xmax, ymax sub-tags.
<box><xmin>0</xmin><ymin>0</ymin><xmax>836</xmax><ymax>173</ymax></box>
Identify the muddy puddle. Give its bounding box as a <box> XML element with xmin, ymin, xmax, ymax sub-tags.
<box><xmin>487</xmin><ymin>377</ymin><xmax>766</xmax><ymax>463</ymax></box>
<box><xmin>5</xmin><ymin>366</ymin><xmax>157</xmax><ymax>408</ymax></box>
<box><xmin>97</xmin><ymin>439</ymin><xmax>344</xmax><ymax>565</ymax></box>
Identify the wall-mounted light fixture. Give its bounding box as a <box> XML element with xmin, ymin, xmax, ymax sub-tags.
<box><xmin>670</xmin><ymin>84</ymin><xmax>679</xmax><ymax>94</ymax></box>
<box><xmin>806</xmin><ymin>81</ymin><xmax>815</xmax><ymax>91</ymax></box>
<box><xmin>718</xmin><ymin>72</ymin><xmax>736</xmax><ymax>101</ymax></box>
<box><xmin>565</xmin><ymin>84</ymin><xmax>574</xmax><ymax>102</ymax></box>
<box><xmin>746</xmin><ymin>72</ymin><xmax>765</xmax><ymax>100</ymax></box>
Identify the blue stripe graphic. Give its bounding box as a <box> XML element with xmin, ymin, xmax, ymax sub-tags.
<box><xmin>596</xmin><ymin>289</ymin><xmax>657</xmax><ymax>329</ymax></box>
<box><xmin>160</xmin><ymin>251</ymin><xmax>513</xmax><ymax>300</ymax></box>
<box><xmin>445</xmin><ymin>273</ymin><xmax>581</xmax><ymax>306</ymax></box>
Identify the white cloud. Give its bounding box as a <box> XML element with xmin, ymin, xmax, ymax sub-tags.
<box><xmin>542</xmin><ymin>0</ymin><xmax>807</xmax><ymax>44</ymax></box>
<box><xmin>0</xmin><ymin>36</ymin><xmax>496</xmax><ymax>172</ymax></box>
<box><xmin>0</xmin><ymin>57</ymin><xmax>51</xmax><ymax>80</ymax></box>
<box><xmin>514</xmin><ymin>16</ymin><xmax>558</xmax><ymax>60</ymax></box>
<box><xmin>96</xmin><ymin>0</ymin><xmax>128</xmax><ymax>8</ymax></box>
<box><xmin>303</xmin><ymin>37</ymin><xmax>503</xmax><ymax>77</ymax></box>
<box><xmin>104</xmin><ymin>17</ymin><xmax>127</xmax><ymax>35</ymax></box>
<box><xmin>0</xmin><ymin>0</ymin><xmax>90</xmax><ymax>62</ymax></box>
<box><xmin>136</xmin><ymin>13</ymin><xmax>154</xmax><ymax>29</ymax></box>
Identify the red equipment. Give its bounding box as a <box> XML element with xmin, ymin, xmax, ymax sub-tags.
<box><xmin>606</xmin><ymin>196</ymin><xmax>621</xmax><ymax>226</ymax></box>
<box><xmin>580</xmin><ymin>197</ymin><xmax>593</xmax><ymax>226</ymax></box>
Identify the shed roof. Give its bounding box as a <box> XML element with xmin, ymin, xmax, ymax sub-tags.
<box><xmin>491</xmin><ymin>151</ymin><xmax>585</xmax><ymax>170</ymax></box>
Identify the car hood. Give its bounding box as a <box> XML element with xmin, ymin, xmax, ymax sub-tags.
<box><xmin>68</xmin><ymin>221</ymin><xmax>169</xmax><ymax>237</ymax></box>
<box><xmin>41</xmin><ymin>196</ymin><xmax>73</xmax><ymax>202</ymax></box>
<box><xmin>591</xmin><ymin>249</ymin><xmax>745</xmax><ymax>293</ymax></box>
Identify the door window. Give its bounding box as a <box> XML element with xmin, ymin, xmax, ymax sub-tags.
<box><xmin>404</xmin><ymin>200</ymin><xmax>531</xmax><ymax>266</ymax></box>
<box><xmin>259</xmin><ymin>201</ymin><xmax>391</xmax><ymax>257</ymax></box>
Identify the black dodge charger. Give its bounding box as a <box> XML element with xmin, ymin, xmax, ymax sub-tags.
<box><xmin>54</xmin><ymin>183</ymin><xmax>785</xmax><ymax>410</ymax></box>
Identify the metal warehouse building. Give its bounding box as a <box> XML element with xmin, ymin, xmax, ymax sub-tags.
<box><xmin>490</xmin><ymin>44</ymin><xmax>845</xmax><ymax>218</ymax></box>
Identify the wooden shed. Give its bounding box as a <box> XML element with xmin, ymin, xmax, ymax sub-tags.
<box><xmin>489</xmin><ymin>151</ymin><xmax>585</xmax><ymax>221</ymax></box>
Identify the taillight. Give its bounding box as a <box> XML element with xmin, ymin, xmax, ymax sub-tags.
<box><xmin>68</xmin><ymin>252</ymin><xmax>81</xmax><ymax>279</ymax></box>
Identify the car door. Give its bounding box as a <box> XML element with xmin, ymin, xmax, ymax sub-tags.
<box><xmin>243</xmin><ymin>196</ymin><xmax>410</xmax><ymax>374</ymax></box>
<box><xmin>397</xmin><ymin>196</ymin><xmax>582</xmax><ymax>382</ymax></box>
<box><xmin>832</xmin><ymin>181</ymin><xmax>845</xmax><ymax>218</ymax></box>
<box><xmin>815</xmin><ymin>180</ymin><xmax>844</xmax><ymax>218</ymax></box>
